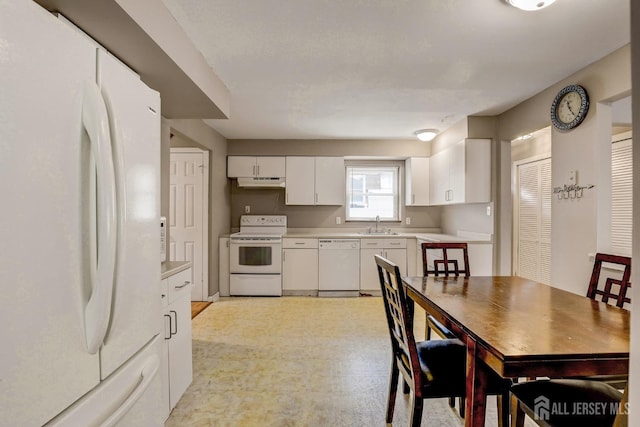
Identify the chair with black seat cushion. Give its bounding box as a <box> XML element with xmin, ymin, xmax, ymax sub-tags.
<box><xmin>375</xmin><ymin>254</ymin><xmax>511</xmax><ymax>427</ymax></box>
<box><xmin>587</xmin><ymin>253</ymin><xmax>631</xmax><ymax>309</ymax></box>
<box><xmin>421</xmin><ymin>242</ymin><xmax>472</xmax><ymax>415</ymax></box>
<box><xmin>511</xmin><ymin>379</ymin><xmax>626</xmax><ymax>427</ymax></box>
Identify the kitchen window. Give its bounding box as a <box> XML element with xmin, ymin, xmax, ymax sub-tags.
<box><xmin>345</xmin><ymin>163</ymin><xmax>401</xmax><ymax>221</ymax></box>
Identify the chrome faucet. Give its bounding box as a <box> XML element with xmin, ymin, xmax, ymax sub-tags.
<box><xmin>375</xmin><ymin>215</ymin><xmax>380</xmax><ymax>232</ymax></box>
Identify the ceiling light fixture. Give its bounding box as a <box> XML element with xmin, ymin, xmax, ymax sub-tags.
<box><xmin>414</xmin><ymin>129</ymin><xmax>439</xmax><ymax>142</ymax></box>
<box><xmin>505</xmin><ymin>0</ymin><xmax>556</xmax><ymax>11</ymax></box>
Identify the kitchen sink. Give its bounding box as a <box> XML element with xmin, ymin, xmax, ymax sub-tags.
<box><xmin>358</xmin><ymin>230</ymin><xmax>399</xmax><ymax>235</ymax></box>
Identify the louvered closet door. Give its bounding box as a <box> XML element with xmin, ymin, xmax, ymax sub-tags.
<box><xmin>611</xmin><ymin>136</ymin><xmax>632</xmax><ymax>255</ymax></box>
<box><xmin>517</xmin><ymin>157</ymin><xmax>552</xmax><ymax>284</ymax></box>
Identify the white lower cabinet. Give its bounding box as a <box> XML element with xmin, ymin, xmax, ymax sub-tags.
<box><xmin>282</xmin><ymin>238</ymin><xmax>318</xmax><ymax>295</ymax></box>
<box><xmin>360</xmin><ymin>239</ymin><xmax>407</xmax><ymax>293</ymax></box>
<box><xmin>161</xmin><ymin>267</ymin><xmax>193</xmax><ymax>419</ymax></box>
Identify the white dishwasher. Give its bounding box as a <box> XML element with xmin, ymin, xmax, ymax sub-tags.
<box><xmin>318</xmin><ymin>239</ymin><xmax>361</xmax><ymax>297</ymax></box>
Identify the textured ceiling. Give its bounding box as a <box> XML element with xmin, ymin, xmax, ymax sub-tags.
<box><xmin>161</xmin><ymin>0</ymin><xmax>630</xmax><ymax>140</ymax></box>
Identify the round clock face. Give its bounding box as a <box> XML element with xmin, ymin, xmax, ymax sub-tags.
<box><xmin>550</xmin><ymin>84</ymin><xmax>589</xmax><ymax>130</ymax></box>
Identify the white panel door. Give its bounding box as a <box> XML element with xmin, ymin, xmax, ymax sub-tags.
<box><xmin>516</xmin><ymin>157</ymin><xmax>552</xmax><ymax>284</ymax></box>
<box><xmin>97</xmin><ymin>49</ymin><xmax>162</xmax><ymax>379</ymax></box>
<box><xmin>170</xmin><ymin>149</ymin><xmax>209</xmax><ymax>301</ymax></box>
<box><xmin>0</xmin><ymin>2</ymin><xmax>100</xmax><ymax>425</ymax></box>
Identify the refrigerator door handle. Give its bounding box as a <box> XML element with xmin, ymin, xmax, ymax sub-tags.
<box><xmin>99</xmin><ymin>354</ymin><xmax>160</xmax><ymax>427</ymax></box>
<box><xmin>82</xmin><ymin>80</ymin><xmax>118</xmax><ymax>354</ymax></box>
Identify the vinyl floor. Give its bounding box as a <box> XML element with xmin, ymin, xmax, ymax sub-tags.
<box><xmin>167</xmin><ymin>297</ymin><xmax>533</xmax><ymax>426</ymax></box>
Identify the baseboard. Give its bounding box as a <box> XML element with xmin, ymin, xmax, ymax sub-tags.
<box><xmin>208</xmin><ymin>292</ymin><xmax>220</xmax><ymax>302</ymax></box>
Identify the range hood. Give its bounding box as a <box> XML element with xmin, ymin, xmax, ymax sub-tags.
<box><xmin>237</xmin><ymin>177</ymin><xmax>286</xmax><ymax>188</ymax></box>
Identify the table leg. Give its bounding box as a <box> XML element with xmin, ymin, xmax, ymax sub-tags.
<box><xmin>465</xmin><ymin>337</ymin><xmax>488</xmax><ymax>427</ymax></box>
<box><xmin>405</xmin><ymin>292</ymin><xmax>415</xmax><ymax>332</ymax></box>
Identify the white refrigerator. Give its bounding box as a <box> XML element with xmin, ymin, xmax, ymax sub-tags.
<box><xmin>0</xmin><ymin>2</ymin><xmax>164</xmax><ymax>426</ymax></box>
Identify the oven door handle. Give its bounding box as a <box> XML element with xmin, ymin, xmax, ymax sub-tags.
<box><xmin>230</xmin><ymin>240</ymin><xmax>281</xmax><ymax>246</ymax></box>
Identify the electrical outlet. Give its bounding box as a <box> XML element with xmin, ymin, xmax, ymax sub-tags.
<box><xmin>406</xmin><ymin>217</ymin><xmax>411</xmax><ymax>225</ymax></box>
<box><xmin>244</xmin><ymin>205</ymin><xmax>251</xmax><ymax>214</ymax></box>
<box><xmin>336</xmin><ymin>216</ymin><xmax>342</xmax><ymax>225</ymax></box>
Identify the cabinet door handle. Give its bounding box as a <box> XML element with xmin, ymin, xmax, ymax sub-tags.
<box><xmin>170</xmin><ymin>310</ymin><xmax>178</xmax><ymax>335</ymax></box>
<box><xmin>283</xmin><ymin>252</ymin><xmax>286</xmax><ymax>263</ymax></box>
<box><xmin>175</xmin><ymin>280</ymin><xmax>190</xmax><ymax>289</ymax></box>
<box><xmin>253</xmin><ymin>165</ymin><xmax>256</xmax><ymax>176</ymax></box>
<box><xmin>164</xmin><ymin>314</ymin><xmax>172</xmax><ymax>339</ymax></box>
<box><xmin>257</xmin><ymin>165</ymin><xmax>260</xmax><ymax>176</ymax></box>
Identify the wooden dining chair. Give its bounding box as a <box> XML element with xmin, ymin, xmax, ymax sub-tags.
<box><xmin>574</xmin><ymin>253</ymin><xmax>632</xmax><ymax>389</ymax></box>
<box><xmin>421</xmin><ymin>242</ymin><xmax>471</xmax><ymax>341</ymax></box>
<box><xmin>511</xmin><ymin>379</ymin><xmax>626</xmax><ymax>427</ymax></box>
<box><xmin>587</xmin><ymin>253</ymin><xmax>632</xmax><ymax>308</ymax></box>
<box><xmin>421</xmin><ymin>242</ymin><xmax>472</xmax><ymax>415</ymax></box>
<box><xmin>375</xmin><ymin>254</ymin><xmax>511</xmax><ymax>427</ymax></box>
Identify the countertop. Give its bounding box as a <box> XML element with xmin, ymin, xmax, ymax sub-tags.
<box><xmin>282</xmin><ymin>229</ymin><xmax>492</xmax><ymax>244</ymax></box>
<box><xmin>161</xmin><ymin>261</ymin><xmax>192</xmax><ymax>279</ymax></box>
<box><xmin>221</xmin><ymin>228</ymin><xmax>492</xmax><ymax>244</ymax></box>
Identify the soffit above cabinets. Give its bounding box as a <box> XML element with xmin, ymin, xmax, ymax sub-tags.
<box><xmin>34</xmin><ymin>0</ymin><xmax>230</xmax><ymax>119</ymax></box>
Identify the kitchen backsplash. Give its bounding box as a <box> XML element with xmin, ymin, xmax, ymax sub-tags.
<box><xmin>230</xmin><ymin>184</ymin><xmax>442</xmax><ymax>229</ymax></box>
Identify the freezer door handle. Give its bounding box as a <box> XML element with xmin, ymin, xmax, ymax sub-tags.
<box><xmin>100</xmin><ymin>353</ymin><xmax>160</xmax><ymax>427</ymax></box>
<box><xmin>82</xmin><ymin>80</ymin><xmax>118</xmax><ymax>355</ymax></box>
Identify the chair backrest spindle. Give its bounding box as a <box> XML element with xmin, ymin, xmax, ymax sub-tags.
<box><xmin>587</xmin><ymin>253</ymin><xmax>632</xmax><ymax>309</ymax></box>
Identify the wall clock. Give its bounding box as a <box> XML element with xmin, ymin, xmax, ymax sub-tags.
<box><xmin>550</xmin><ymin>84</ymin><xmax>590</xmax><ymax>130</ymax></box>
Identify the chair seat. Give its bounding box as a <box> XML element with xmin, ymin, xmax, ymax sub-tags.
<box><xmin>511</xmin><ymin>379</ymin><xmax>623</xmax><ymax>427</ymax></box>
<box><xmin>416</xmin><ymin>339</ymin><xmax>510</xmax><ymax>397</ymax></box>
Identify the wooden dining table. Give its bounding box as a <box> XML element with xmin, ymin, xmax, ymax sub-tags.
<box><xmin>401</xmin><ymin>275</ymin><xmax>630</xmax><ymax>427</ymax></box>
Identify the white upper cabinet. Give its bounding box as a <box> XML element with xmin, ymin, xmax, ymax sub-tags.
<box><xmin>405</xmin><ymin>157</ymin><xmax>430</xmax><ymax>206</ymax></box>
<box><xmin>286</xmin><ymin>157</ymin><xmax>344</xmax><ymax>205</ymax></box>
<box><xmin>429</xmin><ymin>139</ymin><xmax>491</xmax><ymax>205</ymax></box>
<box><xmin>315</xmin><ymin>157</ymin><xmax>345</xmax><ymax>205</ymax></box>
<box><xmin>285</xmin><ymin>157</ymin><xmax>315</xmax><ymax>205</ymax></box>
<box><xmin>227</xmin><ymin>156</ymin><xmax>285</xmax><ymax>178</ymax></box>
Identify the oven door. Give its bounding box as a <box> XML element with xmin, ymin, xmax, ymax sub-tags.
<box><xmin>230</xmin><ymin>239</ymin><xmax>282</xmax><ymax>274</ymax></box>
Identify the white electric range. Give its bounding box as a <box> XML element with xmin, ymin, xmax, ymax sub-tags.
<box><xmin>229</xmin><ymin>215</ymin><xmax>287</xmax><ymax>296</ymax></box>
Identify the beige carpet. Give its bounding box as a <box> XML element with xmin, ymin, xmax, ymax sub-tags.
<box><xmin>168</xmin><ymin>297</ymin><xmax>524</xmax><ymax>426</ymax></box>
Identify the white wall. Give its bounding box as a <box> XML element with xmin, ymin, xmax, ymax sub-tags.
<box><xmin>496</xmin><ymin>45</ymin><xmax>631</xmax><ymax>295</ymax></box>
